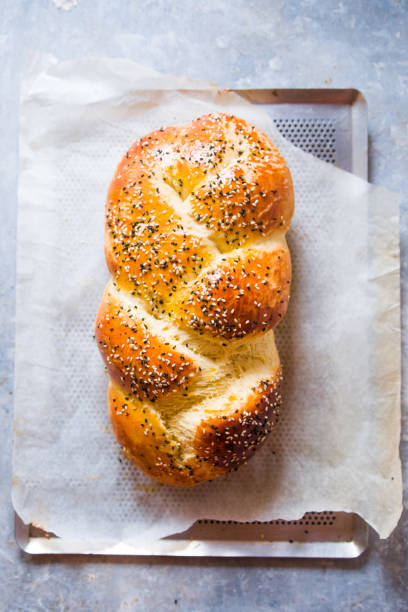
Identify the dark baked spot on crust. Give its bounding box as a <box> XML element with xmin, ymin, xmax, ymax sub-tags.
<box><xmin>193</xmin><ymin>372</ymin><xmax>282</xmax><ymax>470</ymax></box>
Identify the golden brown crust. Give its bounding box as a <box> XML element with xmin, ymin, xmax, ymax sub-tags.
<box><xmin>95</xmin><ymin>285</ymin><xmax>198</xmax><ymax>401</ymax></box>
<box><xmin>168</xmin><ymin>245</ymin><xmax>291</xmax><ymax>338</ymax></box>
<box><xmin>96</xmin><ymin>112</ymin><xmax>294</xmax><ymax>486</ymax></box>
<box><xmin>189</xmin><ymin>118</ymin><xmax>294</xmax><ymax>248</ymax></box>
<box><xmin>105</xmin><ymin>178</ymin><xmax>213</xmax><ymax>312</ymax></box>
<box><xmin>109</xmin><ymin>383</ymin><xmax>185</xmax><ymax>486</ymax></box>
<box><xmin>108</xmin><ymin>369</ymin><xmax>282</xmax><ymax>486</ymax></box>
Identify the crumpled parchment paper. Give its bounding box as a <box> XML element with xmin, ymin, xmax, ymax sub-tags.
<box><xmin>12</xmin><ymin>55</ymin><xmax>402</xmax><ymax>547</ymax></box>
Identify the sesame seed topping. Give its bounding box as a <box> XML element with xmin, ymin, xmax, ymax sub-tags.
<box><xmin>97</xmin><ymin>112</ymin><xmax>293</xmax><ymax>485</ymax></box>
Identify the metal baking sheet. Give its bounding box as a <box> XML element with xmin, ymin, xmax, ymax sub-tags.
<box><xmin>15</xmin><ymin>88</ymin><xmax>369</xmax><ymax>558</ymax></box>
<box><xmin>15</xmin><ymin>511</ymin><xmax>369</xmax><ymax>557</ymax></box>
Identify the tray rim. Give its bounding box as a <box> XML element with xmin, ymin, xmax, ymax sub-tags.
<box><xmin>234</xmin><ymin>87</ymin><xmax>368</xmax><ymax>180</ymax></box>
<box><xmin>14</xmin><ymin>86</ymin><xmax>370</xmax><ymax>558</ymax></box>
<box><xmin>15</xmin><ymin>512</ymin><xmax>370</xmax><ymax>558</ymax></box>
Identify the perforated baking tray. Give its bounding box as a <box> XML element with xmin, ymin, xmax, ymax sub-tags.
<box><xmin>15</xmin><ymin>88</ymin><xmax>369</xmax><ymax>558</ymax></box>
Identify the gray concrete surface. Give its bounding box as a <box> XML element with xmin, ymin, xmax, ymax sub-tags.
<box><xmin>0</xmin><ymin>1</ymin><xmax>407</xmax><ymax>610</ymax></box>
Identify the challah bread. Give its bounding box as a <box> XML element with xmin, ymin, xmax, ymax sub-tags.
<box><xmin>95</xmin><ymin>113</ymin><xmax>294</xmax><ymax>486</ymax></box>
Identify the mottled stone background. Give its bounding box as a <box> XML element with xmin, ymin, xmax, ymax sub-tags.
<box><xmin>0</xmin><ymin>1</ymin><xmax>406</xmax><ymax>610</ymax></box>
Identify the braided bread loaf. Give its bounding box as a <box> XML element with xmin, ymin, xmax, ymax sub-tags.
<box><xmin>95</xmin><ymin>113</ymin><xmax>294</xmax><ymax>486</ymax></box>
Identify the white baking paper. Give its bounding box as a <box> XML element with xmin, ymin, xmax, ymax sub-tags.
<box><xmin>12</xmin><ymin>55</ymin><xmax>402</xmax><ymax>544</ymax></box>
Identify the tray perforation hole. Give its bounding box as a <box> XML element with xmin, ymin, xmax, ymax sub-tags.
<box><xmin>197</xmin><ymin>511</ymin><xmax>338</xmax><ymax>528</ymax></box>
<box><xmin>273</xmin><ymin>118</ymin><xmax>337</xmax><ymax>164</ymax></box>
